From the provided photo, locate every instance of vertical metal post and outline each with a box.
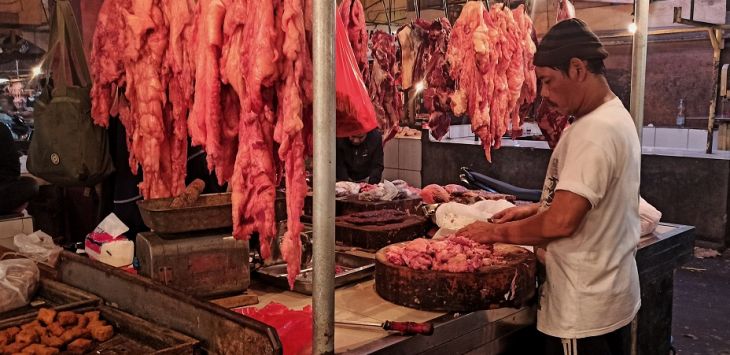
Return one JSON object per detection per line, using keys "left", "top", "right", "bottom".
{"left": 629, "top": 0, "right": 649, "bottom": 139}
{"left": 312, "top": 0, "right": 336, "bottom": 354}
{"left": 706, "top": 28, "right": 722, "bottom": 154}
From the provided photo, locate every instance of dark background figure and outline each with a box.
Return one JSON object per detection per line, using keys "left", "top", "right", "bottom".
{"left": 336, "top": 128, "right": 384, "bottom": 184}
{"left": 0, "top": 122, "right": 38, "bottom": 215}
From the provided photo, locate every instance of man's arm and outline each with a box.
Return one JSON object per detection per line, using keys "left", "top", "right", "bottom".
{"left": 368, "top": 132, "right": 384, "bottom": 184}
{"left": 457, "top": 190, "right": 591, "bottom": 245}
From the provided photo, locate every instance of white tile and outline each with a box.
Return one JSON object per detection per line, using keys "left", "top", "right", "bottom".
{"left": 398, "top": 170, "right": 421, "bottom": 188}
{"left": 383, "top": 168, "right": 399, "bottom": 182}
{"left": 383, "top": 139, "right": 399, "bottom": 169}
{"left": 398, "top": 139, "right": 422, "bottom": 171}
{"left": 654, "top": 128, "right": 689, "bottom": 149}
{"left": 641, "top": 127, "right": 655, "bottom": 148}
{"left": 688, "top": 129, "right": 709, "bottom": 151}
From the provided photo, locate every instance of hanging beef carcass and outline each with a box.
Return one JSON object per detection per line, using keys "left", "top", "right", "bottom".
{"left": 339, "top": 0, "right": 369, "bottom": 81}
{"left": 416, "top": 18, "right": 455, "bottom": 140}
{"left": 368, "top": 31, "right": 402, "bottom": 143}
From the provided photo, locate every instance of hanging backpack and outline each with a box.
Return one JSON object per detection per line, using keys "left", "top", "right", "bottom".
{"left": 27, "top": 0, "right": 114, "bottom": 186}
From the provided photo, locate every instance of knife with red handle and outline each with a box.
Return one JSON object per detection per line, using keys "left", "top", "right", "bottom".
{"left": 335, "top": 319, "right": 434, "bottom": 336}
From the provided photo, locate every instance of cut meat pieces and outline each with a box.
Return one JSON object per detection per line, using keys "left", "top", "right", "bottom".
{"left": 385, "top": 236, "right": 502, "bottom": 272}
{"left": 368, "top": 30, "right": 402, "bottom": 143}
{"left": 536, "top": 99, "right": 570, "bottom": 148}
{"left": 420, "top": 184, "right": 450, "bottom": 204}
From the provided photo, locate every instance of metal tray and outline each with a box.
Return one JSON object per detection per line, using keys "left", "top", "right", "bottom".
{"left": 137, "top": 193, "right": 232, "bottom": 234}
{"left": 0, "top": 278, "right": 100, "bottom": 321}
{"left": 255, "top": 252, "right": 375, "bottom": 295}
{"left": 0, "top": 304, "right": 199, "bottom": 354}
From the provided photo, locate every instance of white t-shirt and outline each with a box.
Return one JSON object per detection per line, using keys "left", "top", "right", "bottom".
{"left": 537, "top": 97, "right": 641, "bottom": 339}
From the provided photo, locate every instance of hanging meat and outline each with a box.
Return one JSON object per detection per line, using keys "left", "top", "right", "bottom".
{"left": 447, "top": 2, "right": 537, "bottom": 161}
{"left": 368, "top": 31, "right": 402, "bottom": 143}
{"left": 91, "top": 0, "right": 194, "bottom": 199}
{"left": 397, "top": 25, "right": 415, "bottom": 90}
{"left": 417, "top": 18, "right": 455, "bottom": 141}
{"left": 339, "top": 0, "right": 369, "bottom": 81}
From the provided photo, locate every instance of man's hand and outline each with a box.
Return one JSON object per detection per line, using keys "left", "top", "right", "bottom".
{"left": 456, "top": 221, "right": 497, "bottom": 244}
{"left": 490, "top": 203, "right": 540, "bottom": 224}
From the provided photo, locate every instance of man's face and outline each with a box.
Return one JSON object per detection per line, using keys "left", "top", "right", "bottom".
{"left": 536, "top": 65, "right": 581, "bottom": 116}
{"left": 349, "top": 134, "right": 367, "bottom": 146}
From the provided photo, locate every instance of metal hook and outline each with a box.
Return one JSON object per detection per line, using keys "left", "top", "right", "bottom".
{"left": 483, "top": 0, "right": 491, "bottom": 11}
{"left": 381, "top": 0, "right": 392, "bottom": 33}
{"left": 442, "top": 0, "right": 449, "bottom": 19}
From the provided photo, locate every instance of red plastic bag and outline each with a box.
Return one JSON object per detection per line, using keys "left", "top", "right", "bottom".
{"left": 235, "top": 302, "right": 312, "bottom": 355}
{"left": 336, "top": 12, "right": 378, "bottom": 137}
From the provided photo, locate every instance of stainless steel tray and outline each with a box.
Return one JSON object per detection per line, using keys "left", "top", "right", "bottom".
{"left": 254, "top": 252, "right": 375, "bottom": 294}
{"left": 137, "top": 193, "right": 232, "bottom": 234}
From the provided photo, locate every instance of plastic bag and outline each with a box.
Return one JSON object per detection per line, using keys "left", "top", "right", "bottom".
{"left": 236, "top": 302, "right": 312, "bottom": 355}
{"left": 639, "top": 197, "right": 662, "bottom": 236}
{"left": 335, "top": 11, "right": 377, "bottom": 138}
{"left": 14, "top": 231, "right": 62, "bottom": 266}
{"left": 0, "top": 258, "right": 40, "bottom": 313}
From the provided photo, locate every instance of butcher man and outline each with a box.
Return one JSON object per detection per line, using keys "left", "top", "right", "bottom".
{"left": 457, "top": 19, "right": 640, "bottom": 355}
{"left": 336, "top": 128, "right": 384, "bottom": 184}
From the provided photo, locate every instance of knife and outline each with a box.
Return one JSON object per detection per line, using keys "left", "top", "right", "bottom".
{"left": 335, "top": 319, "right": 434, "bottom": 336}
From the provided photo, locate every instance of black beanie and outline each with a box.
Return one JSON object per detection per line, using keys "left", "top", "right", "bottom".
{"left": 533, "top": 18, "right": 608, "bottom": 67}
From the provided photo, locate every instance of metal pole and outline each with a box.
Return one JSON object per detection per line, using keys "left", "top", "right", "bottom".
{"left": 312, "top": 0, "right": 336, "bottom": 354}
{"left": 629, "top": 0, "right": 649, "bottom": 139}
{"left": 706, "top": 28, "right": 723, "bottom": 154}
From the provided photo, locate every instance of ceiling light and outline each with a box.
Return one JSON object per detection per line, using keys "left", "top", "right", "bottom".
{"left": 628, "top": 23, "right": 637, "bottom": 34}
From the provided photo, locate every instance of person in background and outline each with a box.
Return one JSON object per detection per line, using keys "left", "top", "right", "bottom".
{"left": 0, "top": 122, "right": 38, "bottom": 215}
{"left": 0, "top": 96, "right": 17, "bottom": 140}
{"left": 456, "top": 19, "right": 640, "bottom": 355}
{"left": 336, "top": 128, "right": 384, "bottom": 184}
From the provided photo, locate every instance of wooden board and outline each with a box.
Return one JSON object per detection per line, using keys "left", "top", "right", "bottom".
{"left": 335, "top": 215, "right": 428, "bottom": 250}
{"left": 375, "top": 243, "right": 536, "bottom": 312}
{"left": 336, "top": 196, "right": 423, "bottom": 216}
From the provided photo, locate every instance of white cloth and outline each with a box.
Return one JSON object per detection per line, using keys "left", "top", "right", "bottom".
{"left": 432, "top": 200, "right": 515, "bottom": 238}
{"left": 537, "top": 97, "right": 641, "bottom": 339}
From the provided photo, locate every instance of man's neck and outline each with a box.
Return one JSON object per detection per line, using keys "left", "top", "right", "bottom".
{"left": 573, "top": 77, "right": 615, "bottom": 119}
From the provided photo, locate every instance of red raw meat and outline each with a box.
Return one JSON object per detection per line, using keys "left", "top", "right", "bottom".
{"left": 385, "top": 236, "right": 501, "bottom": 272}
{"left": 420, "top": 184, "right": 451, "bottom": 204}
{"left": 557, "top": 0, "right": 576, "bottom": 22}
{"left": 447, "top": 3, "right": 537, "bottom": 161}
{"left": 536, "top": 99, "right": 571, "bottom": 148}
{"left": 444, "top": 184, "right": 467, "bottom": 194}
{"left": 368, "top": 31, "right": 403, "bottom": 143}
{"left": 338, "top": 0, "right": 368, "bottom": 81}
{"left": 236, "top": 302, "right": 312, "bottom": 355}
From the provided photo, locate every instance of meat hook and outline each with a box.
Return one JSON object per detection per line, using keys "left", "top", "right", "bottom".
{"left": 380, "top": 0, "right": 392, "bottom": 33}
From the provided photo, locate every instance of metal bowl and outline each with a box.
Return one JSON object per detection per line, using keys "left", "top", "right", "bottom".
{"left": 267, "top": 221, "right": 313, "bottom": 268}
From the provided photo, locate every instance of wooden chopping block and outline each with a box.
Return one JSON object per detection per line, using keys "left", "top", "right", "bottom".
{"left": 336, "top": 215, "right": 429, "bottom": 251}
{"left": 375, "top": 243, "right": 536, "bottom": 312}
{"left": 336, "top": 196, "right": 423, "bottom": 216}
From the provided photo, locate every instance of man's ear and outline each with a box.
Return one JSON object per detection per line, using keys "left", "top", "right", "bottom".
{"left": 568, "top": 57, "right": 588, "bottom": 81}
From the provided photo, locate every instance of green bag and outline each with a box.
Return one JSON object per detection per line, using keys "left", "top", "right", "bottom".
{"left": 27, "top": 0, "right": 114, "bottom": 186}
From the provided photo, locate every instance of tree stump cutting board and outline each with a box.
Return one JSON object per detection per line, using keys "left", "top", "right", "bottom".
{"left": 335, "top": 215, "right": 429, "bottom": 250}
{"left": 336, "top": 196, "right": 423, "bottom": 216}
{"left": 375, "top": 243, "right": 536, "bottom": 311}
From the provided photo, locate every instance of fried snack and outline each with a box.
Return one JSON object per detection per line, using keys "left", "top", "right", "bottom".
{"left": 66, "top": 338, "right": 92, "bottom": 353}
{"left": 82, "top": 311, "right": 100, "bottom": 323}
{"left": 4, "top": 341, "right": 29, "bottom": 353}
{"left": 90, "top": 325, "right": 113, "bottom": 342}
{"left": 15, "top": 330, "right": 39, "bottom": 344}
{"left": 46, "top": 323, "right": 64, "bottom": 338}
{"left": 20, "top": 344, "right": 55, "bottom": 354}
{"left": 60, "top": 327, "right": 89, "bottom": 344}
{"left": 86, "top": 320, "right": 107, "bottom": 330}
{"left": 170, "top": 179, "right": 206, "bottom": 208}
{"left": 36, "top": 309, "right": 57, "bottom": 326}
{"left": 39, "top": 334, "right": 63, "bottom": 348}
{"left": 56, "top": 312, "right": 77, "bottom": 327}
{"left": 75, "top": 316, "right": 88, "bottom": 329}
{"left": 0, "top": 333, "right": 8, "bottom": 346}
{"left": 4, "top": 327, "right": 21, "bottom": 339}
{"left": 19, "top": 321, "right": 40, "bottom": 331}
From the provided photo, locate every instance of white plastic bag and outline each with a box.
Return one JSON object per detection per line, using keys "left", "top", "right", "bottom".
{"left": 0, "top": 258, "right": 40, "bottom": 313}
{"left": 14, "top": 230, "right": 63, "bottom": 266}
{"left": 639, "top": 197, "right": 662, "bottom": 236}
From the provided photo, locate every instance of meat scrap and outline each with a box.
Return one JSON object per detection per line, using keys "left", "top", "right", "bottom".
{"left": 385, "top": 236, "right": 503, "bottom": 272}
{"left": 447, "top": 3, "right": 537, "bottom": 161}
{"left": 421, "top": 184, "right": 515, "bottom": 204}
{"left": 368, "top": 31, "right": 403, "bottom": 143}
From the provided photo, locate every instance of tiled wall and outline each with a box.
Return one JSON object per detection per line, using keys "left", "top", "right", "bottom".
{"left": 383, "top": 138, "right": 422, "bottom": 187}
{"left": 642, "top": 127, "right": 719, "bottom": 151}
